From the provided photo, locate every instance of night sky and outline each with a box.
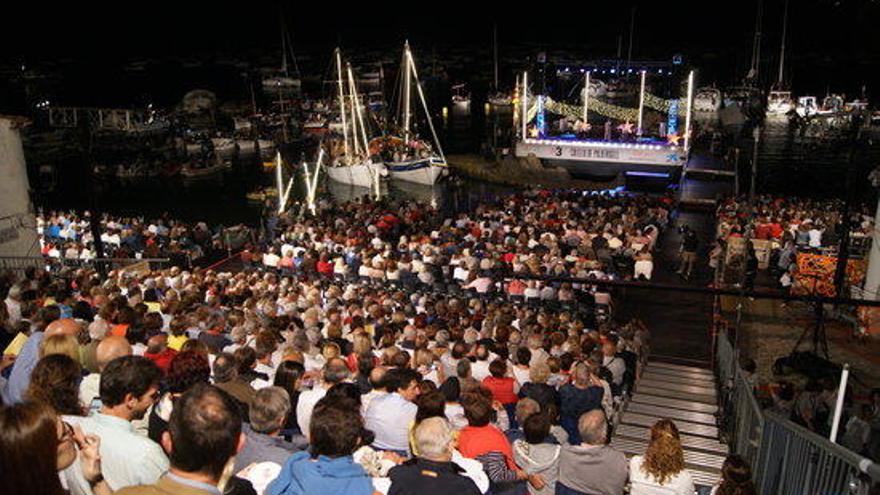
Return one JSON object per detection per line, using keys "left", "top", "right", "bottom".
{"left": 1, "top": 0, "right": 878, "bottom": 97}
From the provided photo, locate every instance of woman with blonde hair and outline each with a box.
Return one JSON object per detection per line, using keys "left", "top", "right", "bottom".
{"left": 345, "top": 333, "right": 375, "bottom": 372}
{"left": 40, "top": 333, "right": 81, "bottom": 364}
{"left": 629, "top": 419, "right": 695, "bottom": 495}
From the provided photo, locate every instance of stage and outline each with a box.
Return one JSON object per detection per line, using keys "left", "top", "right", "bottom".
{"left": 515, "top": 62, "right": 694, "bottom": 181}
{"left": 515, "top": 136, "right": 686, "bottom": 178}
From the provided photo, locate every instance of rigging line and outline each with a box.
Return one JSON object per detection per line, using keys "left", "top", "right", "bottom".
{"left": 407, "top": 50, "right": 445, "bottom": 162}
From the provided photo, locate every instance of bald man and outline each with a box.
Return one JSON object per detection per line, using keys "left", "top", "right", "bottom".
{"left": 79, "top": 336, "right": 133, "bottom": 413}
{"left": 361, "top": 366, "right": 388, "bottom": 415}
{"left": 3, "top": 318, "right": 81, "bottom": 403}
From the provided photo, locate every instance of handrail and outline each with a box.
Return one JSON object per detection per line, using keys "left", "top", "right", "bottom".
{"left": 715, "top": 310, "right": 879, "bottom": 494}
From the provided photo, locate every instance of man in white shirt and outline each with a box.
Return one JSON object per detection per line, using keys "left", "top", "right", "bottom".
{"left": 364, "top": 368, "right": 421, "bottom": 456}
{"left": 64, "top": 356, "right": 167, "bottom": 494}
{"left": 453, "top": 265, "right": 470, "bottom": 282}
{"left": 295, "top": 358, "right": 349, "bottom": 437}
{"left": 262, "top": 248, "right": 281, "bottom": 269}
{"left": 601, "top": 340, "right": 626, "bottom": 392}
{"left": 470, "top": 345, "right": 492, "bottom": 382}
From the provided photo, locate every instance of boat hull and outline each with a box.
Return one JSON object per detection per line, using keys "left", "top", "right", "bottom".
{"left": 324, "top": 162, "right": 387, "bottom": 188}
{"left": 387, "top": 158, "right": 447, "bottom": 185}
{"left": 180, "top": 161, "right": 232, "bottom": 178}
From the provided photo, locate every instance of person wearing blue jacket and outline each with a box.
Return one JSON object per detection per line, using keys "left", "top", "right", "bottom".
{"left": 267, "top": 397, "right": 374, "bottom": 495}
{"left": 558, "top": 362, "right": 604, "bottom": 445}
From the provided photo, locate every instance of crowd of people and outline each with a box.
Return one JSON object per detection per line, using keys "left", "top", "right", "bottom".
{"left": 0, "top": 259, "right": 757, "bottom": 495}
{"left": 712, "top": 195, "right": 874, "bottom": 288}
{"left": 251, "top": 188, "right": 672, "bottom": 295}
{"left": 0, "top": 190, "right": 766, "bottom": 495}
{"left": 36, "top": 210, "right": 253, "bottom": 269}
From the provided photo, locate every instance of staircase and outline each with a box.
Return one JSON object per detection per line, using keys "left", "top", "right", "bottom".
{"left": 612, "top": 360, "right": 727, "bottom": 488}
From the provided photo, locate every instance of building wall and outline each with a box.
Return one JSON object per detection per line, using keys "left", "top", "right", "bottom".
{"left": 0, "top": 116, "right": 39, "bottom": 258}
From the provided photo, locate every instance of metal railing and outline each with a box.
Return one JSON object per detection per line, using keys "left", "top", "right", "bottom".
{"left": 715, "top": 322, "right": 880, "bottom": 494}
{"left": 758, "top": 412, "right": 880, "bottom": 495}
{"left": 0, "top": 256, "right": 173, "bottom": 273}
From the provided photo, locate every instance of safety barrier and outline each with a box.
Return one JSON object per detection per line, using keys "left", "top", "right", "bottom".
{"left": 0, "top": 256, "right": 173, "bottom": 273}
{"left": 715, "top": 320, "right": 879, "bottom": 494}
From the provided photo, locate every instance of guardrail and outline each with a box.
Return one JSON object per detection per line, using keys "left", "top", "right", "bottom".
{"left": 0, "top": 256, "right": 173, "bottom": 273}
{"left": 715, "top": 320, "right": 879, "bottom": 494}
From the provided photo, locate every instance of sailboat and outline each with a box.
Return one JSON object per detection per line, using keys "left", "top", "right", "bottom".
{"left": 323, "top": 48, "right": 387, "bottom": 189}
{"left": 262, "top": 17, "right": 302, "bottom": 93}
{"left": 452, "top": 83, "right": 471, "bottom": 107}
{"left": 766, "top": 0, "right": 793, "bottom": 118}
{"left": 371, "top": 42, "right": 447, "bottom": 186}
{"left": 488, "top": 23, "right": 512, "bottom": 107}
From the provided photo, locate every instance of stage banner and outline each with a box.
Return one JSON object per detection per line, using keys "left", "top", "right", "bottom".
{"left": 791, "top": 252, "right": 867, "bottom": 297}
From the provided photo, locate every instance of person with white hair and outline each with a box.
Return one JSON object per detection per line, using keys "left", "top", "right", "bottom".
{"left": 4, "top": 284, "right": 22, "bottom": 326}
{"left": 233, "top": 386, "right": 304, "bottom": 474}
{"left": 387, "top": 417, "right": 482, "bottom": 495}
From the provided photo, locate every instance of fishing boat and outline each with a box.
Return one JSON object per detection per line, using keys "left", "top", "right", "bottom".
{"left": 323, "top": 48, "right": 388, "bottom": 189}
{"left": 694, "top": 87, "right": 722, "bottom": 113}
{"left": 381, "top": 42, "right": 448, "bottom": 186}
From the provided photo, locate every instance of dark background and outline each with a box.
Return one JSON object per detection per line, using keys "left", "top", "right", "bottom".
{"left": 1, "top": 0, "right": 878, "bottom": 99}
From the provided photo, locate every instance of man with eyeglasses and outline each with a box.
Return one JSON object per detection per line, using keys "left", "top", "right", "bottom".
{"left": 63, "top": 355, "right": 167, "bottom": 495}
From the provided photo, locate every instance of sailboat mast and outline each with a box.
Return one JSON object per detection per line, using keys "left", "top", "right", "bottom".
{"left": 346, "top": 63, "right": 361, "bottom": 156}
{"left": 347, "top": 64, "right": 370, "bottom": 157}
{"left": 407, "top": 49, "right": 445, "bottom": 162}
{"left": 750, "top": 0, "right": 763, "bottom": 83}
{"left": 403, "top": 43, "right": 412, "bottom": 144}
{"left": 493, "top": 23, "right": 499, "bottom": 90}
{"left": 777, "top": 0, "right": 789, "bottom": 88}
{"left": 335, "top": 48, "right": 350, "bottom": 163}
{"left": 281, "top": 20, "right": 288, "bottom": 75}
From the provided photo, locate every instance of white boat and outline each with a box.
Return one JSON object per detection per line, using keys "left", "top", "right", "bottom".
{"left": 488, "top": 92, "right": 512, "bottom": 106}
{"left": 262, "top": 16, "right": 301, "bottom": 93}
{"left": 796, "top": 95, "right": 844, "bottom": 118}
{"left": 383, "top": 42, "right": 448, "bottom": 186}
{"left": 766, "top": 90, "right": 794, "bottom": 117}
{"left": 262, "top": 76, "right": 301, "bottom": 92}
{"left": 796, "top": 96, "right": 819, "bottom": 118}
{"left": 694, "top": 87, "right": 722, "bottom": 113}
{"left": 323, "top": 48, "right": 388, "bottom": 190}
{"left": 452, "top": 84, "right": 470, "bottom": 107}
{"left": 185, "top": 142, "right": 202, "bottom": 156}
{"left": 487, "top": 24, "right": 512, "bottom": 107}
{"left": 236, "top": 139, "right": 256, "bottom": 154}
{"left": 211, "top": 137, "right": 238, "bottom": 157}
{"left": 766, "top": 1, "right": 793, "bottom": 119}
{"left": 257, "top": 139, "right": 276, "bottom": 156}
{"left": 302, "top": 119, "right": 329, "bottom": 135}
{"left": 324, "top": 161, "right": 387, "bottom": 188}
{"left": 385, "top": 156, "right": 447, "bottom": 186}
